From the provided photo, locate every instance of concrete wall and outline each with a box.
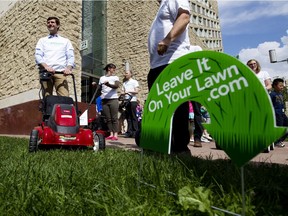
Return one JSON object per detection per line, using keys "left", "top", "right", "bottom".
{"left": 0, "top": 0, "right": 212, "bottom": 135}
{"left": 0, "top": 0, "right": 210, "bottom": 106}
{"left": 0, "top": 0, "right": 82, "bottom": 135}
{"left": 106, "top": 1, "right": 157, "bottom": 103}
{"left": 0, "top": 0, "right": 82, "bottom": 108}
{"left": 106, "top": 0, "right": 208, "bottom": 102}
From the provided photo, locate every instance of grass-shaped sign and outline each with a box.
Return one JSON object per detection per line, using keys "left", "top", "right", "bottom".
{"left": 140, "top": 51, "right": 286, "bottom": 167}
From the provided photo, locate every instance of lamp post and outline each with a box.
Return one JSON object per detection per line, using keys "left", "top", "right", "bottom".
{"left": 125, "top": 61, "right": 130, "bottom": 71}
{"left": 269, "top": 49, "right": 288, "bottom": 64}
{"left": 122, "top": 60, "right": 130, "bottom": 72}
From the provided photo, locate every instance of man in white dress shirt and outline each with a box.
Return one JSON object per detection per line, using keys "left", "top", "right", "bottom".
{"left": 35, "top": 17, "right": 75, "bottom": 97}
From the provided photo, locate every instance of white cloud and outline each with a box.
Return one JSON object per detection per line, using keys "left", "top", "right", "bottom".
{"left": 238, "top": 39, "right": 288, "bottom": 79}
{"left": 281, "top": 35, "right": 288, "bottom": 46}
{"left": 218, "top": 1, "right": 288, "bottom": 79}
{"left": 218, "top": 1, "right": 288, "bottom": 30}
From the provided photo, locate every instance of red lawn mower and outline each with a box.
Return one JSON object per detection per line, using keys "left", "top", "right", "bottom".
{"left": 28, "top": 71, "right": 105, "bottom": 152}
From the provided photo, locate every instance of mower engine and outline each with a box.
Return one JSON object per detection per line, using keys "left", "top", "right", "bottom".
{"left": 48, "top": 104, "right": 79, "bottom": 134}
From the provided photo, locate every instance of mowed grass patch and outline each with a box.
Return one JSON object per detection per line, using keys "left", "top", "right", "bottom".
{"left": 0, "top": 136, "right": 288, "bottom": 215}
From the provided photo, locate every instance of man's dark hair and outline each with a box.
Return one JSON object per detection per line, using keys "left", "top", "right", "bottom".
{"left": 272, "top": 78, "right": 284, "bottom": 88}
{"left": 47, "top": 17, "right": 60, "bottom": 25}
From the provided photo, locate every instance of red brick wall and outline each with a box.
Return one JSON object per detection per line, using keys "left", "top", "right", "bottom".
{"left": 0, "top": 100, "right": 96, "bottom": 136}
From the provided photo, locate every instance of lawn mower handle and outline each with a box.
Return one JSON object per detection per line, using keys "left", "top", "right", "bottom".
{"left": 39, "top": 70, "right": 79, "bottom": 115}
{"left": 56, "top": 72, "right": 78, "bottom": 113}
{"left": 87, "top": 83, "right": 102, "bottom": 110}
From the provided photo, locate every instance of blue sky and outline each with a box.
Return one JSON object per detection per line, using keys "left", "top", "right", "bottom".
{"left": 218, "top": 0, "right": 288, "bottom": 78}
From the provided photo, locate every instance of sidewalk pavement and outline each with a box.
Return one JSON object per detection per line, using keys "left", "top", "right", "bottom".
{"left": 107, "top": 135, "right": 288, "bottom": 166}
{"left": 2, "top": 134, "right": 287, "bottom": 165}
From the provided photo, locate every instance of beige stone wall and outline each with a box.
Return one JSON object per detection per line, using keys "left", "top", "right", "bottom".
{"left": 0, "top": 0, "right": 82, "bottom": 105}
{"left": 106, "top": 1, "right": 157, "bottom": 103}
{"left": 106, "top": 0, "right": 209, "bottom": 103}
{"left": 0, "top": 0, "right": 222, "bottom": 135}
{"left": 0, "top": 0, "right": 215, "bottom": 107}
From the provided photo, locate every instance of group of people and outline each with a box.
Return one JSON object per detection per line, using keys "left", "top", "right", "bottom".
{"left": 98, "top": 64, "right": 140, "bottom": 141}
{"left": 247, "top": 59, "right": 287, "bottom": 148}
{"left": 35, "top": 0, "right": 287, "bottom": 155}
{"left": 147, "top": 0, "right": 287, "bottom": 151}
{"left": 187, "top": 58, "right": 288, "bottom": 149}
{"left": 34, "top": 16, "right": 141, "bottom": 142}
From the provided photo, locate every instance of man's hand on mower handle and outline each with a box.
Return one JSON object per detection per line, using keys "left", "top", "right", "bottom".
{"left": 43, "top": 66, "right": 55, "bottom": 73}
{"left": 63, "top": 66, "right": 73, "bottom": 75}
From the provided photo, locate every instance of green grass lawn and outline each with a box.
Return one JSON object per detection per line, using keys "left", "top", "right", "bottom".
{"left": 0, "top": 136, "right": 288, "bottom": 215}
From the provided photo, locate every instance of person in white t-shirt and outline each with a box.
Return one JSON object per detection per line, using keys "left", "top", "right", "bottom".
{"left": 99, "top": 63, "right": 120, "bottom": 141}
{"left": 247, "top": 59, "right": 272, "bottom": 91}
{"left": 147, "top": 0, "right": 203, "bottom": 152}
{"left": 122, "top": 70, "right": 140, "bottom": 138}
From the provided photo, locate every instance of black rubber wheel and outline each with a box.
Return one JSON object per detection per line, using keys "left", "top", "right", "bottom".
{"left": 135, "top": 129, "right": 141, "bottom": 146}
{"left": 29, "top": 130, "right": 39, "bottom": 152}
{"left": 98, "top": 133, "right": 105, "bottom": 150}
{"left": 93, "top": 132, "right": 105, "bottom": 151}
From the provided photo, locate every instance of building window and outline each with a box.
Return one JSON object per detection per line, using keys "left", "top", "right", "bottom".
{"left": 81, "top": 1, "right": 107, "bottom": 103}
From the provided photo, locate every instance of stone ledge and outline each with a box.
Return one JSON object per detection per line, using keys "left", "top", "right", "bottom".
{"left": 0, "top": 89, "right": 39, "bottom": 109}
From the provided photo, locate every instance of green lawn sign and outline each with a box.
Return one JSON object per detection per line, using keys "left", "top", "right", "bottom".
{"left": 140, "top": 51, "right": 286, "bottom": 167}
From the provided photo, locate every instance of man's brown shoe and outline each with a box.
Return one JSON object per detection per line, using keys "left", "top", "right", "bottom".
{"left": 194, "top": 140, "right": 202, "bottom": 147}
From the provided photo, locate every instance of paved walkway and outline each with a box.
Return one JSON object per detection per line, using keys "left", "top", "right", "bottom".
{"left": 107, "top": 135, "right": 288, "bottom": 165}
{"left": 2, "top": 134, "right": 287, "bottom": 165}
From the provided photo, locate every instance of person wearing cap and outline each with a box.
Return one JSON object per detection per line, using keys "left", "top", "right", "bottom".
{"left": 99, "top": 63, "right": 120, "bottom": 140}
{"left": 35, "top": 17, "right": 75, "bottom": 97}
